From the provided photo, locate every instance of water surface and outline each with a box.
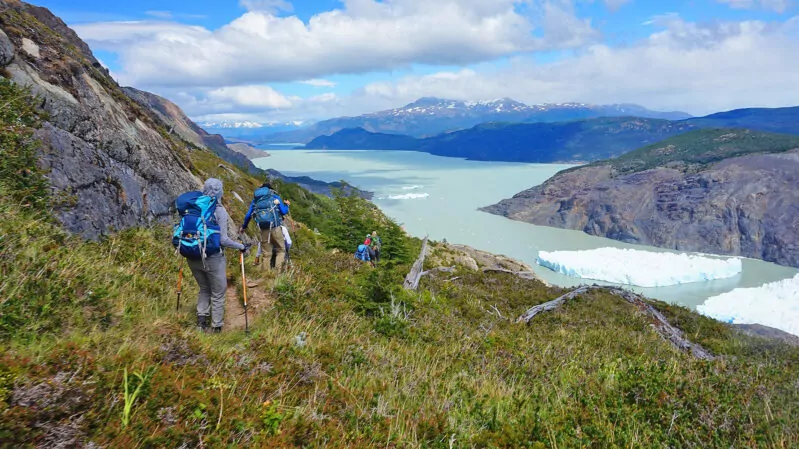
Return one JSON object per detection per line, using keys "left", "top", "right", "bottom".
{"left": 254, "top": 150, "right": 798, "bottom": 308}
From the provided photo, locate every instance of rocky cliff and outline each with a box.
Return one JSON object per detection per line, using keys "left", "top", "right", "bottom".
{"left": 0, "top": 0, "right": 201, "bottom": 238}
{"left": 122, "top": 86, "right": 262, "bottom": 175}
{"left": 483, "top": 129, "right": 799, "bottom": 267}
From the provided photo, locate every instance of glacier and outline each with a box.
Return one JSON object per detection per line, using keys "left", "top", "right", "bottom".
{"left": 697, "top": 274, "right": 799, "bottom": 337}
{"left": 536, "top": 248, "right": 742, "bottom": 287}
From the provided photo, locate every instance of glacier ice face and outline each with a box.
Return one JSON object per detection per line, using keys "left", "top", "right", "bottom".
{"left": 537, "top": 248, "right": 742, "bottom": 287}
{"left": 697, "top": 274, "right": 799, "bottom": 337}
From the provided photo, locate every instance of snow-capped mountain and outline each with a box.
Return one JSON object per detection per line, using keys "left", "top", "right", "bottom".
{"left": 200, "top": 120, "right": 264, "bottom": 129}
{"left": 200, "top": 120, "right": 308, "bottom": 140}
{"left": 260, "top": 97, "right": 691, "bottom": 143}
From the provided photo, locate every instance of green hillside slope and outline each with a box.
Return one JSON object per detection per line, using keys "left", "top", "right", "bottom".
{"left": 1, "top": 79, "right": 799, "bottom": 448}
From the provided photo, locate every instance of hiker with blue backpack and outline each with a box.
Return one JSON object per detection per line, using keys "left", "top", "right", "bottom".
{"left": 173, "top": 178, "right": 251, "bottom": 333}
{"left": 240, "top": 181, "right": 290, "bottom": 270}
{"left": 355, "top": 238, "right": 375, "bottom": 268}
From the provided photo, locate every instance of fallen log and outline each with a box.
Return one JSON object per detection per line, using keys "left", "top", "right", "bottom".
{"left": 517, "top": 285, "right": 715, "bottom": 361}
{"left": 403, "top": 236, "right": 429, "bottom": 291}
{"left": 516, "top": 286, "right": 592, "bottom": 324}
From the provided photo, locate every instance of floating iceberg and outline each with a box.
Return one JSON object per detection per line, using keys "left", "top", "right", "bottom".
{"left": 384, "top": 193, "right": 430, "bottom": 200}
{"left": 697, "top": 274, "right": 799, "bottom": 336}
{"left": 536, "top": 248, "right": 742, "bottom": 287}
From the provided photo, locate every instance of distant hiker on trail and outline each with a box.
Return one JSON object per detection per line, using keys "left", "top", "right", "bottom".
{"left": 173, "top": 178, "right": 250, "bottom": 334}
{"left": 355, "top": 242, "right": 374, "bottom": 267}
{"left": 241, "top": 181, "right": 290, "bottom": 270}
{"left": 363, "top": 234, "right": 377, "bottom": 264}
{"left": 370, "top": 231, "right": 382, "bottom": 263}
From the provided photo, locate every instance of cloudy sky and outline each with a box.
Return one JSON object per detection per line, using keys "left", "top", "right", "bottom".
{"left": 34, "top": 0, "right": 799, "bottom": 123}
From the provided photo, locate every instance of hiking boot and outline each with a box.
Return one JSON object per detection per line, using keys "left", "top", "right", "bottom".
{"left": 211, "top": 327, "right": 222, "bottom": 334}
{"left": 254, "top": 256, "right": 260, "bottom": 266}
{"left": 196, "top": 315, "right": 210, "bottom": 333}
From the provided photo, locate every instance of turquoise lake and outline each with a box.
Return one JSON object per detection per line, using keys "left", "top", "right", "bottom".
{"left": 254, "top": 149, "right": 798, "bottom": 309}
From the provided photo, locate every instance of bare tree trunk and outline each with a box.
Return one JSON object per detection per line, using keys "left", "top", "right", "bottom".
{"left": 403, "top": 236, "right": 428, "bottom": 291}
{"left": 517, "top": 286, "right": 715, "bottom": 361}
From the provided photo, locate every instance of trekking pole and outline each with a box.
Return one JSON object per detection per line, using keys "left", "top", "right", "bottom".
{"left": 239, "top": 250, "right": 249, "bottom": 334}
{"left": 176, "top": 266, "right": 184, "bottom": 312}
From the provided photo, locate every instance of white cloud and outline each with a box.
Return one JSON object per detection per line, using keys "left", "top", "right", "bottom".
{"left": 73, "top": 0, "right": 598, "bottom": 88}
{"left": 207, "top": 85, "right": 294, "bottom": 108}
{"left": 337, "top": 15, "right": 799, "bottom": 116}
{"left": 717, "top": 0, "right": 793, "bottom": 13}
{"left": 300, "top": 79, "right": 337, "bottom": 88}
{"left": 177, "top": 13, "right": 799, "bottom": 122}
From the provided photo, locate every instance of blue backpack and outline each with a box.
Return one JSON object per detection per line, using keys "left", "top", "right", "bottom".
{"left": 355, "top": 244, "right": 371, "bottom": 261}
{"left": 172, "top": 191, "right": 222, "bottom": 260}
{"left": 253, "top": 186, "right": 283, "bottom": 228}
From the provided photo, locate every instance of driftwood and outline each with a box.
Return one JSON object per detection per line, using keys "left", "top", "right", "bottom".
{"left": 403, "top": 236, "right": 429, "bottom": 291}
{"left": 483, "top": 268, "right": 539, "bottom": 281}
{"left": 517, "top": 286, "right": 715, "bottom": 361}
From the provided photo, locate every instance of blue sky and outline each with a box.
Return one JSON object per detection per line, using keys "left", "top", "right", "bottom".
{"left": 31, "top": 0, "right": 799, "bottom": 122}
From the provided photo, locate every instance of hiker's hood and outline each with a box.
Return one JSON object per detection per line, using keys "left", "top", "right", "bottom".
{"left": 203, "top": 178, "right": 224, "bottom": 200}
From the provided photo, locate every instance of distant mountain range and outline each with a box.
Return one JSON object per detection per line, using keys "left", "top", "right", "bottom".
{"left": 306, "top": 118, "right": 696, "bottom": 162}
{"left": 259, "top": 97, "right": 692, "bottom": 143}
{"left": 200, "top": 120, "right": 307, "bottom": 141}
{"left": 304, "top": 105, "right": 799, "bottom": 163}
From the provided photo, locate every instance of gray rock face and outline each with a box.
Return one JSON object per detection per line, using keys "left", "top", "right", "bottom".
{"left": 122, "top": 86, "right": 261, "bottom": 175}
{"left": 0, "top": 28, "right": 14, "bottom": 65}
{"left": 0, "top": 2, "right": 200, "bottom": 238}
{"left": 483, "top": 150, "right": 799, "bottom": 267}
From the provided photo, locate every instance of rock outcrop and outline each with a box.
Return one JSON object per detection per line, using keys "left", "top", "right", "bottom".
{"left": 122, "top": 87, "right": 262, "bottom": 175}
{"left": 0, "top": 1, "right": 201, "bottom": 238}
{"left": 483, "top": 142, "right": 799, "bottom": 267}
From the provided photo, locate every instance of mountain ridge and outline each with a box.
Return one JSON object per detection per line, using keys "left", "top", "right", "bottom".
{"left": 260, "top": 97, "right": 692, "bottom": 143}
{"left": 303, "top": 105, "right": 799, "bottom": 163}
{"left": 482, "top": 128, "right": 799, "bottom": 266}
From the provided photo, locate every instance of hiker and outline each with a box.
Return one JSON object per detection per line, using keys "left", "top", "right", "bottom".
{"left": 175, "top": 178, "right": 250, "bottom": 334}
{"left": 241, "top": 181, "right": 290, "bottom": 269}
{"left": 370, "top": 231, "right": 382, "bottom": 263}
{"left": 355, "top": 242, "right": 374, "bottom": 267}
{"left": 363, "top": 234, "right": 377, "bottom": 263}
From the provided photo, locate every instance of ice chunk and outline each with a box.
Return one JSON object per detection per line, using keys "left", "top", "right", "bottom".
{"left": 697, "top": 274, "right": 799, "bottom": 336}
{"left": 536, "top": 248, "right": 742, "bottom": 287}
{"left": 380, "top": 193, "right": 430, "bottom": 200}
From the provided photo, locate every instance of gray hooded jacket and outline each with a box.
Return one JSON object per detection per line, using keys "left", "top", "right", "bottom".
{"left": 203, "top": 178, "right": 245, "bottom": 251}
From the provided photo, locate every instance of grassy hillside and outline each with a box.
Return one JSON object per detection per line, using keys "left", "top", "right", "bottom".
{"left": 2, "top": 80, "right": 799, "bottom": 447}
{"left": 605, "top": 128, "right": 799, "bottom": 174}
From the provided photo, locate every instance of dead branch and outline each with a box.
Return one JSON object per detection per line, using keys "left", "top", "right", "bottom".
{"left": 517, "top": 286, "right": 715, "bottom": 361}
{"left": 403, "top": 236, "right": 429, "bottom": 291}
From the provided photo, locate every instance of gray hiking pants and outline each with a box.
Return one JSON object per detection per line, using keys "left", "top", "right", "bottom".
{"left": 187, "top": 253, "right": 227, "bottom": 328}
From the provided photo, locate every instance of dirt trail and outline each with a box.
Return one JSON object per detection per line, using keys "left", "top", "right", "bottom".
{"left": 224, "top": 278, "right": 275, "bottom": 331}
